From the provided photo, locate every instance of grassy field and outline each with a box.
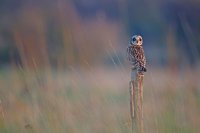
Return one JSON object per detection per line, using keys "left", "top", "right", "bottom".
{"left": 0, "top": 1, "right": 199, "bottom": 133}
{"left": 0, "top": 66, "right": 199, "bottom": 133}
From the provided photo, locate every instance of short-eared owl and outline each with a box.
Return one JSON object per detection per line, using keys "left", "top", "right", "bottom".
{"left": 127, "top": 35, "right": 147, "bottom": 74}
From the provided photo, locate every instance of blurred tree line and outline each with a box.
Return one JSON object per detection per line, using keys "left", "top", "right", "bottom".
{"left": 0, "top": 0, "right": 199, "bottom": 69}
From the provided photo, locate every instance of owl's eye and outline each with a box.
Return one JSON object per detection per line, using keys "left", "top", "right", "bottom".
{"left": 139, "top": 38, "right": 142, "bottom": 41}
{"left": 132, "top": 38, "right": 136, "bottom": 42}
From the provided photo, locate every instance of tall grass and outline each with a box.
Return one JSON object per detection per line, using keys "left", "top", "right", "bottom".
{"left": 0, "top": 67, "right": 200, "bottom": 133}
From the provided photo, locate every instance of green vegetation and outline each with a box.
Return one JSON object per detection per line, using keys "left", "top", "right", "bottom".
{"left": 0, "top": 68, "right": 199, "bottom": 133}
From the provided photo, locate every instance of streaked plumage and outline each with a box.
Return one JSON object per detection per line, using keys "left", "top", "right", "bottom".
{"left": 127, "top": 35, "right": 147, "bottom": 74}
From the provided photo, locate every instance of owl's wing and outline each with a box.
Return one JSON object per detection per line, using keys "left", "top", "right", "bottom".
{"left": 132, "top": 46, "right": 146, "bottom": 68}
{"left": 126, "top": 46, "right": 135, "bottom": 64}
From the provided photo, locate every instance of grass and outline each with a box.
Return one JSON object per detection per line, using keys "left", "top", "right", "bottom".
{"left": 0, "top": 67, "right": 200, "bottom": 133}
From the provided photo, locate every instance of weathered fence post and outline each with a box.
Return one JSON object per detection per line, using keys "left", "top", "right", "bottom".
{"left": 130, "top": 68, "right": 144, "bottom": 133}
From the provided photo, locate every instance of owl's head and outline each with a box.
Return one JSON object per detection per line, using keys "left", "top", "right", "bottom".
{"left": 130, "top": 35, "right": 143, "bottom": 46}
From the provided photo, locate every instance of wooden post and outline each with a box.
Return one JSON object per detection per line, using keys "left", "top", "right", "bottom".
{"left": 129, "top": 69, "right": 144, "bottom": 133}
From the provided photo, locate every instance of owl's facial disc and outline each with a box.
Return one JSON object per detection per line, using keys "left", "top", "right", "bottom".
{"left": 131, "top": 36, "right": 137, "bottom": 46}
{"left": 137, "top": 36, "right": 143, "bottom": 46}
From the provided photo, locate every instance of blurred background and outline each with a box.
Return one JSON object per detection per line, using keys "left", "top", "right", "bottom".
{"left": 0, "top": 0, "right": 200, "bottom": 132}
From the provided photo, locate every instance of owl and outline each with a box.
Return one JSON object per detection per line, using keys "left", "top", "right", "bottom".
{"left": 127, "top": 35, "right": 147, "bottom": 74}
